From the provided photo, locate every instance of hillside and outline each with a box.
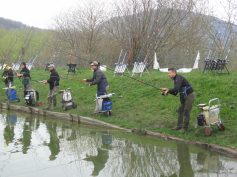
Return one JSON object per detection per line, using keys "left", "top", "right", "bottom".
{"left": 0, "top": 17, "right": 31, "bottom": 29}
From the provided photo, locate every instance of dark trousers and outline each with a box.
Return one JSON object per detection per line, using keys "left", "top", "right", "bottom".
{"left": 177, "top": 92, "right": 195, "bottom": 128}
{"left": 22, "top": 77, "right": 31, "bottom": 91}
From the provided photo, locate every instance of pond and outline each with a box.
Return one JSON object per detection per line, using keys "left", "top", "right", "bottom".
{"left": 0, "top": 111, "right": 237, "bottom": 177}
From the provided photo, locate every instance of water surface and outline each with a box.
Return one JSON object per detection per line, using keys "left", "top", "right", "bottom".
{"left": 0, "top": 111, "right": 237, "bottom": 177}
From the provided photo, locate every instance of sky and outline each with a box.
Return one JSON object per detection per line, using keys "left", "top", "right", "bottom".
{"left": 0, "top": 0, "right": 233, "bottom": 29}
{"left": 0, "top": 0, "right": 81, "bottom": 29}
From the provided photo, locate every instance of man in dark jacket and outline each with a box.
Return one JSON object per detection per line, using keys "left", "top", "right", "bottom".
{"left": 84, "top": 61, "right": 108, "bottom": 96}
{"left": 83, "top": 61, "right": 108, "bottom": 112}
{"left": 17, "top": 62, "right": 31, "bottom": 91}
{"left": 42, "top": 63, "right": 60, "bottom": 110}
{"left": 161, "top": 68, "right": 195, "bottom": 131}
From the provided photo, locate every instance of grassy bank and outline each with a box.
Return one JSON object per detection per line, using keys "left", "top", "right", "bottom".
{"left": 2, "top": 68, "right": 237, "bottom": 149}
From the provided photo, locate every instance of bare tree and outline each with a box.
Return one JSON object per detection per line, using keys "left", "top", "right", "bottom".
{"left": 75, "top": 0, "right": 107, "bottom": 58}
{"left": 105, "top": 0, "right": 204, "bottom": 66}
{"left": 52, "top": 0, "right": 237, "bottom": 68}
{"left": 53, "top": 0, "right": 107, "bottom": 65}
{"left": 204, "top": 0, "right": 237, "bottom": 60}
{"left": 54, "top": 12, "right": 81, "bottom": 63}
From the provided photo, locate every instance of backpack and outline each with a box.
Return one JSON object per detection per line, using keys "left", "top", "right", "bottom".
{"left": 197, "top": 113, "right": 206, "bottom": 126}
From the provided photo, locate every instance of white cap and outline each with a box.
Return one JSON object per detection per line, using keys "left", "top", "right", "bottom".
{"left": 90, "top": 61, "right": 99, "bottom": 66}
{"left": 47, "top": 63, "right": 55, "bottom": 68}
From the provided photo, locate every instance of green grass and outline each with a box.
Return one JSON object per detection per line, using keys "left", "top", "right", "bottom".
{"left": 2, "top": 68, "right": 237, "bottom": 149}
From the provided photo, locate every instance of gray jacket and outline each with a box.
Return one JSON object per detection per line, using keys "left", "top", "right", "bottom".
{"left": 87, "top": 68, "right": 108, "bottom": 96}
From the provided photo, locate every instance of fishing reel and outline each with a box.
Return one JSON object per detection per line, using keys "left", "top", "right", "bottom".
{"left": 160, "top": 88, "right": 169, "bottom": 96}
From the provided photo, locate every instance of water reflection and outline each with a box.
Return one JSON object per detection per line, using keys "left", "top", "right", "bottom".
{"left": 45, "top": 120, "right": 60, "bottom": 161}
{"left": 22, "top": 116, "right": 33, "bottom": 154}
{"left": 197, "top": 151, "right": 221, "bottom": 173}
{"left": 66, "top": 128, "right": 77, "bottom": 141}
{"left": 84, "top": 133, "right": 112, "bottom": 176}
{"left": 162, "top": 142, "right": 194, "bottom": 177}
{"left": 0, "top": 112, "right": 237, "bottom": 177}
{"left": 176, "top": 143, "right": 194, "bottom": 177}
{"left": 3, "top": 113, "right": 17, "bottom": 145}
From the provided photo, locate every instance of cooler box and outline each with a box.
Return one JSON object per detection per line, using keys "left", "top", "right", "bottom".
{"left": 7, "top": 89, "right": 18, "bottom": 101}
{"left": 102, "top": 100, "right": 112, "bottom": 111}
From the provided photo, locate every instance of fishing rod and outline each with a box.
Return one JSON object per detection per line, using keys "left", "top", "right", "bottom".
{"left": 106, "top": 66, "right": 161, "bottom": 90}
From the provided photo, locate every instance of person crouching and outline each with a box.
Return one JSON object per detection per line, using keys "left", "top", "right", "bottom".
{"left": 161, "top": 68, "right": 196, "bottom": 131}
{"left": 82, "top": 61, "right": 108, "bottom": 113}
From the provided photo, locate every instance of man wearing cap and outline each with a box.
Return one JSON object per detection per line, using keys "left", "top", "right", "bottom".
{"left": 83, "top": 61, "right": 108, "bottom": 112}
{"left": 42, "top": 64, "right": 60, "bottom": 110}
{"left": 84, "top": 61, "right": 108, "bottom": 96}
{"left": 2, "top": 64, "right": 14, "bottom": 88}
{"left": 17, "top": 62, "right": 31, "bottom": 92}
{"left": 161, "top": 68, "right": 195, "bottom": 131}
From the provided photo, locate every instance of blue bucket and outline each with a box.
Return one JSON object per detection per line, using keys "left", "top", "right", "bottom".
{"left": 102, "top": 101, "right": 112, "bottom": 111}
{"left": 7, "top": 89, "right": 18, "bottom": 101}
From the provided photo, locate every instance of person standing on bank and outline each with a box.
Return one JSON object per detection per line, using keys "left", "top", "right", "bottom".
{"left": 42, "top": 64, "right": 60, "bottom": 110}
{"left": 17, "top": 62, "right": 31, "bottom": 92}
{"left": 82, "top": 61, "right": 108, "bottom": 112}
{"left": 161, "top": 68, "right": 195, "bottom": 131}
{"left": 2, "top": 64, "right": 14, "bottom": 88}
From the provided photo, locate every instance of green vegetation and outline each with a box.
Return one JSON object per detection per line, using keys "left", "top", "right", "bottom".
{"left": 0, "top": 28, "right": 53, "bottom": 64}
{"left": 2, "top": 68, "right": 237, "bottom": 149}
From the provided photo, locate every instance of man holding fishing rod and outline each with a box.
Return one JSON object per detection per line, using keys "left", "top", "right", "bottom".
{"left": 82, "top": 61, "right": 109, "bottom": 113}
{"left": 41, "top": 63, "right": 60, "bottom": 110}
{"left": 16, "top": 62, "right": 31, "bottom": 92}
{"left": 161, "top": 68, "right": 195, "bottom": 131}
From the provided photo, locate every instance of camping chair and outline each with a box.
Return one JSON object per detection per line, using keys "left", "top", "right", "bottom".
{"left": 114, "top": 49, "right": 130, "bottom": 76}
{"left": 114, "top": 63, "right": 128, "bottom": 76}
{"left": 12, "top": 63, "right": 20, "bottom": 71}
{"left": 131, "top": 61, "right": 149, "bottom": 77}
{"left": 67, "top": 64, "right": 77, "bottom": 74}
